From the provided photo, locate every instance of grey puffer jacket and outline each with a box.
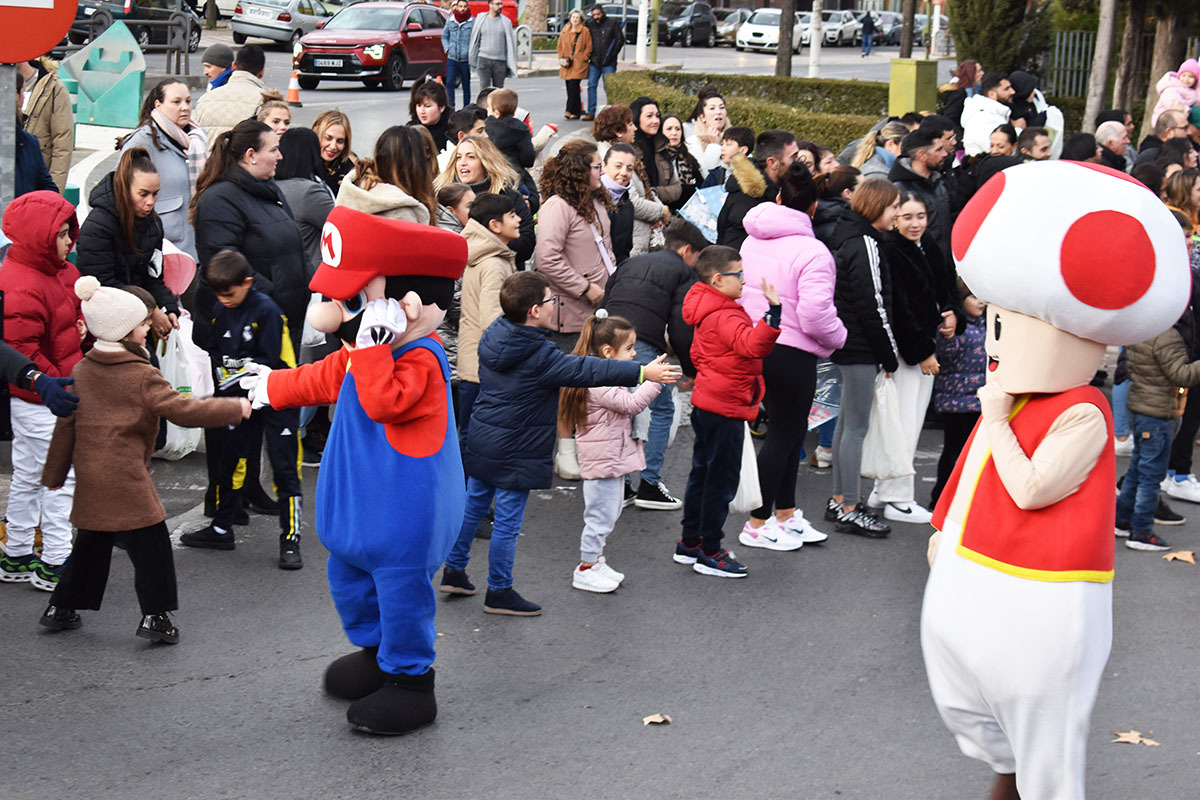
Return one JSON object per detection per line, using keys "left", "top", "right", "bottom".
{"left": 1127, "top": 327, "right": 1200, "bottom": 420}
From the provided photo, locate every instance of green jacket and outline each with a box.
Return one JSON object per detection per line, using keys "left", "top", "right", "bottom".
{"left": 1127, "top": 328, "right": 1200, "bottom": 420}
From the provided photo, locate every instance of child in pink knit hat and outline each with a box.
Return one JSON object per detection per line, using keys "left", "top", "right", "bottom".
{"left": 1152, "top": 58, "right": 1200, "bottom": 127}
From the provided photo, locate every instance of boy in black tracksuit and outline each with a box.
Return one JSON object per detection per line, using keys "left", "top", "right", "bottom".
{"left": 180, "top": 251, "right": 305, "bottom": 570}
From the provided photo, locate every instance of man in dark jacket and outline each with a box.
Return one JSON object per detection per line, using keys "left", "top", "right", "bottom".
{"left": 1095, "top": 119, "right": 1130, "bottom": 173}
{"left": 888, "top": 130, "right": 953, "bottom": 263}
{"left": 14, "top": 72, "right": 57, "bottom": 196}
{"left": 585, "top": 4, "right": 624, "bottom": 120}
{"left": 601, "top": 218, "right": 707, "bottom": 510}
{"left": 717, "top": 129, "right": 799, "bottom": 250}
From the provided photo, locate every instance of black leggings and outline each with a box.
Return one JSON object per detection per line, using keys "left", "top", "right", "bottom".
{"left": 50, "top": 523, "right": 178, "bottom": 614}
{"left": 753, "top": 345, "right": 817, "bottom": 518}
{"left": 1169, "top": 386, "right": 1200, "bottom": 475}
{"left": 931, "top": 411, "right": 979, "bottom": 506}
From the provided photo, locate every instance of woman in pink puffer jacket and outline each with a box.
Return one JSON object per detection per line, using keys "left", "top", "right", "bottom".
{"left": 736, "top": 162, "right": 847, "bottom": 549}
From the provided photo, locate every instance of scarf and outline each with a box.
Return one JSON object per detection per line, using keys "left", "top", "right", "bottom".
{"left": 454, "top": 8, "right": 470, "bottom": 21}
{"left": 874, "top": 146, "right": 897, "bottom": 169}
{"left": 663, "top": 143, "right": 696, "bottom": 187}
{"left": 601, "top": 173, "right": 628, "bottom": 202}
{"left": 152, "top": 108, "right": 207, "bottom": 192}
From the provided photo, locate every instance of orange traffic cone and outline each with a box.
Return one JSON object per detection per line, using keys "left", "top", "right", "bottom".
{"left": 286, "top": 69, "right": 303, "bottom": 108}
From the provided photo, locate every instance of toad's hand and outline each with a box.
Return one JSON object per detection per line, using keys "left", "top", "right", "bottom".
{"left": 977, "top": 380, "right": 1014, "bottom": 424}
{"left": 357, "top": 298, "right": 407, "bottom": 349}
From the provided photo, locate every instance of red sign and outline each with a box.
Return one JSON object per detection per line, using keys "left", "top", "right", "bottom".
{"left": 0, "top": 0, "right": 76, "bottom": 64}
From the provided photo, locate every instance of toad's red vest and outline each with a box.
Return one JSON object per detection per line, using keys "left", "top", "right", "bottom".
{"left": 931, "top": 385, "right": 1115, "bottom": 583}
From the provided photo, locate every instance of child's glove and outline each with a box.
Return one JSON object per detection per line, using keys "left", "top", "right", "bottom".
{"left": 239, "top": 363, "right": 273, "bottom": 410}
{"left": 356, "top": 298, "right": 407, "bottom": 349}
{"left": 33, "top": 375, "right": 78, "bottom": 418}
{"left": 532, "top": 124, "right": 557, "bottom": 152}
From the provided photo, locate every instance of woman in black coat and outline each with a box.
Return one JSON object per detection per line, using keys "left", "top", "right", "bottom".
{"left": 77, "top": 147, "right": 179, "bottom": 338}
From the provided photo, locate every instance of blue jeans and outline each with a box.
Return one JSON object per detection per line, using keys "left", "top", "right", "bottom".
{"left": 1116, "top": 413, "right": 1181, "bottom": 534}
{"left": 818, "top": 418, "right": 835, "bottom": 448}
{"left": 444, "top": 477, "right": 530, "bottom": 590}
{"left": 587, "top": 64, "right": 616, "bottom": 115}
{"left": 680, "top": 407, "right": 743, "bottom": 553}
{"left": 444, "top": 58, "right": 471, "bottom": 108}
{"left": 633, "top": 340, "right": 674, "bottom": 484}
{"left": 861, "top": 32, "right": 874, "bottom": 55}
{"left": 1112, "top": 378, "right": 1130, "bottom": 438}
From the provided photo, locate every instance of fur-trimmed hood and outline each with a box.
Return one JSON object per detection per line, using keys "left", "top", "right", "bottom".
{"left": 726, "top": 153, "right": 768, "bottom": 199}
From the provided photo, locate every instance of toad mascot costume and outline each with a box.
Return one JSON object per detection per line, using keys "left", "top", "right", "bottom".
{"left": 921, "top": 161, "right": 1191, "bottom": 798}
{"left": 242, "top": 207, "right": 468, "bottom": 735}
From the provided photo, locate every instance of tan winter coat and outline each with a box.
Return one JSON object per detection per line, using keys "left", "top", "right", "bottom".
{"left": 1126, "top": 328, "right": 1200, "bottom": 420}
{"left": 534, "top": 195, "right": 614, "bottom": 334}
{"left": 557, "top": 23, "right": 592, "bottom": 81}
{"left": 193, "top": 70, "right": 269, "bottom": 150}
{"left": 334, "top": 170, "right": 431, "bottom": 224}
{"left": 457, "top": 218, "right": 516, "bottom": 383}
{"left": 42, "top": 346, "right": 244, "bottom": 531}
{"left": 22, "top": 64, "right": 74, "bottom": 193}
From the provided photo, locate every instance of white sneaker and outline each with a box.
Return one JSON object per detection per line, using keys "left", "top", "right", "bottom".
{"left": 1113, "top": 436, "right": 1134, "bottom": 457}
{"left": 866, "top": 487, "right": 885, "bottom": 509}
{"left": 812, "top": 446, "right": 833, "bottom": 468}
{"left": 1162, "top": 474, "right": 1200, "bottom": 504}
{"left": 554, "top": 438, "right": 581, "bottom": 480}
{"left": 572, "top": 564, "right": 619, "bottom": 593}
{"left": 738, "top": 518, "right": 803, "bottom": 551}
{"left": 1114, "top": 526, "right": 1130, "bottom": 538}
{"left": 777, "top": 511, "right": 829, "bottom": 544}
{"left": 883, "top": 501, "right": 933, "bottom": 525}
{"left": 594, "top": 556, "right": 624, "bottom": 584}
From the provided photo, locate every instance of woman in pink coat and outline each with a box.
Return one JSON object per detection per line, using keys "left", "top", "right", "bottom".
{"left": 737, "top": 162, "right": 847, "bottom": 549}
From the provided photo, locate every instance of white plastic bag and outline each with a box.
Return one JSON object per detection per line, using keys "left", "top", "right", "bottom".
{"left": 153, "top": 328, "right": 202, "bottom": 461}
{"left": 177, "top": 310, "right": 213, "bottom": 400}
{"left": 729, "top": 421, "right": 763, "bottom": 514}
{"left": 860, "top": 372, "right": 913, "bottom": 480}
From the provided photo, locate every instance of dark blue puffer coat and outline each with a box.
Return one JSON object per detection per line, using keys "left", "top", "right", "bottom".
{"left": 463, "top": 317, "right": 641, "bottom": 490}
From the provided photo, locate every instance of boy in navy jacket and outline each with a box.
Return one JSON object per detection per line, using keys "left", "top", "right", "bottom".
{"left": 440, "top": 271, "right": 680, "bottom": 615}
{"left": 181, "top": 250, "right": 304, "bottom": 569}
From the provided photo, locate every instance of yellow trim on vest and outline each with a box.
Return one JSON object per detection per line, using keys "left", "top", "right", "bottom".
{"left": 954, "top": 544, "right": 1114, "bottom": 583}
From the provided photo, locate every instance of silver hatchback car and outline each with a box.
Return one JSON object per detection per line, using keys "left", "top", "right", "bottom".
{"left": 233, "top": 0, "right": 334, "bottom": 47}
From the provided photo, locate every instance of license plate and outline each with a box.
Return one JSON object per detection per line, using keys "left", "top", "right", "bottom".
{"left": 250, "top": 7, "right": 272, "bottom": 17}
{"left": 314, "top": 58, "right": 342, "bottom": 67}
{"left": 84, "top": 6, "right": 95, "bottom": 13}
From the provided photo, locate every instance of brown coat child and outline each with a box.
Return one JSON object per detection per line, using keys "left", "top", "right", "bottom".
{"left": 39, "top": 277, "right": 248, "bottom": 643}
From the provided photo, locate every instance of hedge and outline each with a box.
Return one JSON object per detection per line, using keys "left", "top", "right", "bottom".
{"left": 606, "top": 71, "right": 881, "bottom": 153}
{"left": 624, "top": 71, "right": 890, "bottom": 117}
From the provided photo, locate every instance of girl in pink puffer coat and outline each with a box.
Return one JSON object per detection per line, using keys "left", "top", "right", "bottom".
{"left": 559, "top": 312, "right": 668, "bottom": 594}
{"left": 1151, "top": 58, "right": 1200, "bottom": 127}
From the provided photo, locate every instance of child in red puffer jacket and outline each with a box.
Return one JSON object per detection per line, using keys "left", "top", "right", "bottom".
{"left": 676, "top": 245, "right": 781, "bottom": 579}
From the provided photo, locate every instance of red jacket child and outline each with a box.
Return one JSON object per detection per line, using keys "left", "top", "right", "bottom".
{"left": 0, "top": 191, "right": 82, "bottom": 404}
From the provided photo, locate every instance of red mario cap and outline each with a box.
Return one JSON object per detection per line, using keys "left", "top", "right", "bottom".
{"left": 309, "top": 205, "right": 468, "bottom": 300}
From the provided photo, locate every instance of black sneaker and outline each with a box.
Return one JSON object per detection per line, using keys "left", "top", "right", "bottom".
{"left": 233, "top": 507, "right": 250, "bottom": 526}
{"left": 672, "top": 540, "right": 703, "bottom": 565}
{"left": 29, "top": 559, "right": 64, "bottom": 592}
{"left": 1155, "top": 499, "right": 1185, "bottom": 526}
{"left": 635, "top": 480, "right": 683, "bottom": 510}
{"left": 824, "top": 497, "right": 841, "bottom": 523}
{"left": 483, "top": 587, "right": 542, "bottom": 616}
{"left": 136, "top": 612, "right": 180, "bottom": 644}
{"left": 39, "top": 604, "right": 81, "bottom": 631}
{"left": 836, "top": 507, "right": 891, "bottom": 538}
{"left": 623, "top": 483, "right": 637, "bottom": 508}
{"left": 279, "top": 535, "right": 303, "bottom": 570}
{"left": 180, "top": 525, "right": 236, "bottom": 551}
{"left": 1125, "top": 532, "right": 1170, "bottom": 551}
{"left": 301, "top": 449, "right": 323, "bottom": 467}
{"left": 438, "top": 568, "right": 476, "bottom": 596}
{"left": 692, "top": 548, "right": 748, "bottom": 578}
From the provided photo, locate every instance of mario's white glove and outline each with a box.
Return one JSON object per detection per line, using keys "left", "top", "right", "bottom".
{"left": 532, "top": 124, "right": 557, "bottom": 152}
{"left": 239, "top": 362, "right": 273, "bottom": 410}
{"left": 356, "top": 297, "right": 407, "bottom": 349}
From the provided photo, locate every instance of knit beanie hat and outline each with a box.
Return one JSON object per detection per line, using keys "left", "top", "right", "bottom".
{"left": 1178, "top": 58, "right": 1200, "bottom": 81}
{"left": 75, "top": 276, "right": 148, "bottom": 343}
{"left": 202, "top": 43, "right": 234, "bottom": 70}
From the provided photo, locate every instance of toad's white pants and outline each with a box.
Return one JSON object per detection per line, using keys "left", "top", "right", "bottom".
{"left": 920, "top": 519, "right": 1111, "bottom": 800}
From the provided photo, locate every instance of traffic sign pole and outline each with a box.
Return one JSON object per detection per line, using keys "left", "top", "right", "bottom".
{"left": 1, "top": 65, "right": 14, "bottom": 215}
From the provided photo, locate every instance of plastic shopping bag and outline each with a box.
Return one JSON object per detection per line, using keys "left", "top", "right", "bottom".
{"left": 177, "top": 310, "right": 213, "bottom": 400}
{"left": 860, "top": 372, "right": 913, "bottom": 480}
{"left": 729, "top": 421, "right": 763, "bottom": 514}
{"left": 153, "top": 328, "right": 203, "bottom": 461}
{"left": 808, "top": 358, "right": 841, "bottom": 431}
{"left": 677, "top": 186, "right": 727, "bottom": 244}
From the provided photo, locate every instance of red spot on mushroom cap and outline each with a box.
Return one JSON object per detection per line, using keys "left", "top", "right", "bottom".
{"left": 1060, "top": 210, "right": 1155, "bottom": 309}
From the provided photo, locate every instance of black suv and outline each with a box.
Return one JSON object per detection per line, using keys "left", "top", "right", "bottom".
{"left": 662, "top": 1, "right": 717, "bottom": 47}
{"left": 72, "top": 0, "right": 202, "bottom": 52}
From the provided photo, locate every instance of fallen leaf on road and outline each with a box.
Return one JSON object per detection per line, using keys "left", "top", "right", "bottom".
{"left": 1112, "top": 730, "right": 1160, "bottom": 746}
{"left": 1162, "top": 551, "right": 1196, "bottom": 564}
{"left": 436, "top": 632, "right": 444, "bottom": 637}
{"left": 642, "top": 714, "right": 672, "bottom": 726}
{"left": 473, "top": 628, "right": 480, "bottom": 633}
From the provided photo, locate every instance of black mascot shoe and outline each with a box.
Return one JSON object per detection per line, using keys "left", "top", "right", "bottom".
{"left": 324, "top": 647, "right": 385, "bottom": 700}
{"left": 346, "top": 668, "right": 437, "bottom": 735}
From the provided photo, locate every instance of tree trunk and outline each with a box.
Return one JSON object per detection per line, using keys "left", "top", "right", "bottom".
{"left": 899, "top": 0, "right": 916, "bottom": 60}
{"left": 775, "top": 0, "right": 796, "bottom": 77}
{"left": 1083, "top": 0, "right": 1118, "bottom": 133}
{"left": 1111, "top": 0, "right": 1147, "bottom": 111}
{"left": 807, "top": 0, "right": 823, "bottom": 78}
{"left": 205, "top": 0, "right": 218, "bottom": 30}
{"left": 1139, "top": 8, "right": 1187, "bottom": 141}
{"left": 524, "top": 0, "right": 547, "bottom": 36}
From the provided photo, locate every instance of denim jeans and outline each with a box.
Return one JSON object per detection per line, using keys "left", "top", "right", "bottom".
{"left": 587, "top": 64, "right": 616, "bottom": 115}
{"left": 477, "top": 57, "right": 507, "bottom": 89}
{"left": 444, "top": 59, "right": 471, "bottom": 107}
{"left": 861, "top": 32, "right": 874, "bottom": 55}
{"left": 633, "top": 339, "right": 674, "bottom": 484}
{"left": 444, "top": 476, "right": 530, "bottom": 590}
{"left": 818, "top": 418, "right": 835, "bottom": 448}
{"left": 1116, "top": 413, "right": 1181, "bottom": 534}
{"left": 680, "top": 407, "right": 744, "bottom": 553}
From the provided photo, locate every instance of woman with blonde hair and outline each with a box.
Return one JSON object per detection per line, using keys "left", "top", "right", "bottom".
{"left": 337, "top": 125, "right": 437, "bottom": 224}
{"left": 312, "top": 109, "right": 354, "bottom": 193}
{"left": 1164, "top": 167, "right": 1200, "bottom": 233}
{"left": 256, "top": 92, "right": 290, "bottom": 135}
{"left": 557, "top": 9, "right": 592, "bottom": 119}
{"left": 851, "top": 121, "right": 908, "bottom": 179}
{"left": 437, "top": 135, "right": 534, "bottom": 267}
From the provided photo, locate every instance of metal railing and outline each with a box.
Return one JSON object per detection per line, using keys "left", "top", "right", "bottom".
{"left": 1045, "top": 30, "right": 1200, "bottom": 99}
{"left": 62, "top": 13, "right": 195, "bottom": 75}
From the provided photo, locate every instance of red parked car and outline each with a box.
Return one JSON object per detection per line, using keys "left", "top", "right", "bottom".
{"left": 297, "top": 0, "right": 448, "bottom": 91}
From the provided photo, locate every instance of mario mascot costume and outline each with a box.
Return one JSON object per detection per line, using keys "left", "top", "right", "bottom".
{"left": 242, "top": 206, "right": 468, "bottom": 735}
{"left": 921, "top": 161, "right": 1190, "bottom": 799}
